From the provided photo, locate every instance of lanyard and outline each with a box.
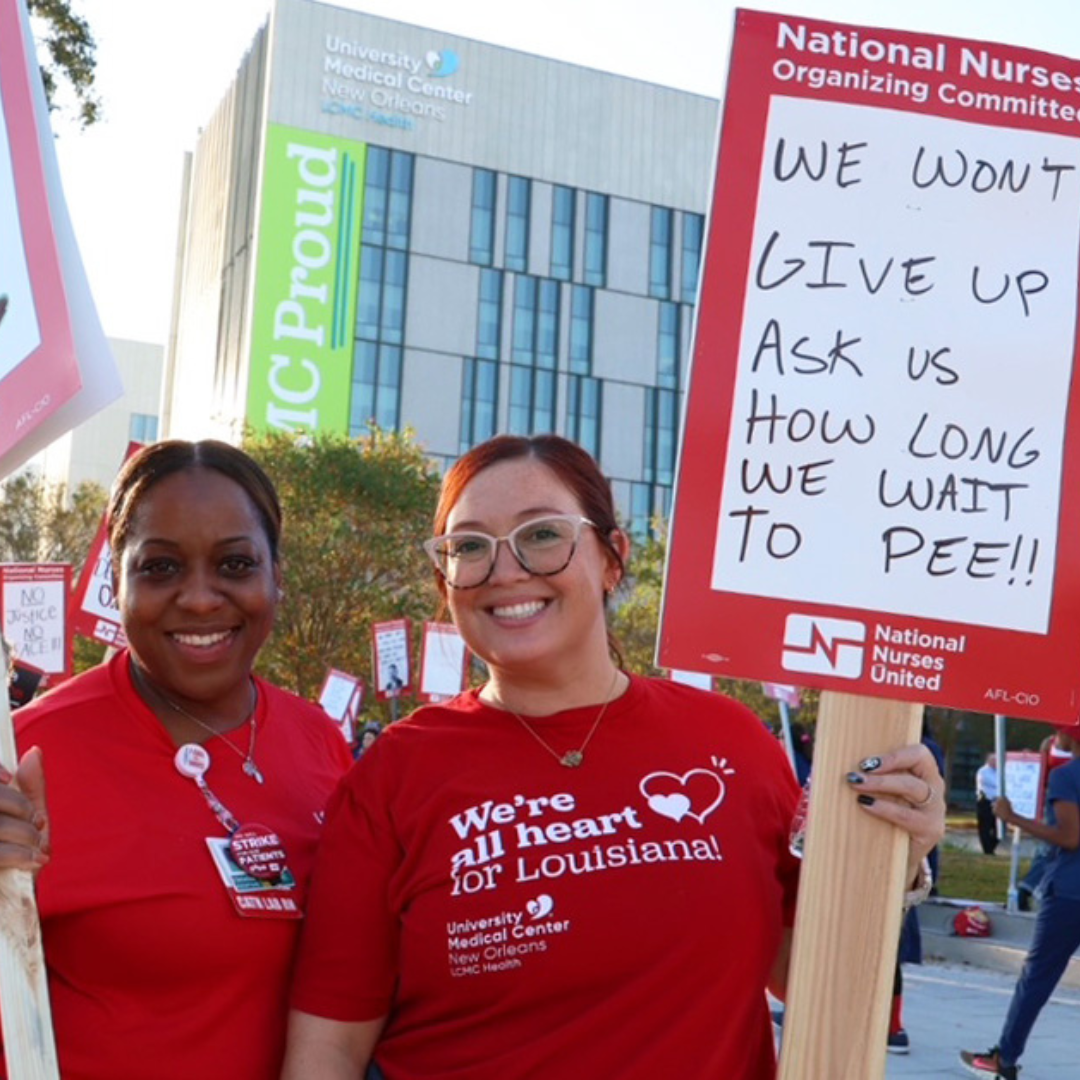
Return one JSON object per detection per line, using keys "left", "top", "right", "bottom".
{"left": 174, "top": 743, "right": 241, "bottom": 833}
{"left": 174, "top": 743, "right": 288, "bottom": 884}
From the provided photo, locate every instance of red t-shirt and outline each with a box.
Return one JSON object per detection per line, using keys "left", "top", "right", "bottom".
{"left": 14, "top": 651, "right": 352, "bottom": 1080}
{"left": 292, "top": 676, "right": 801, "bottom": 1079}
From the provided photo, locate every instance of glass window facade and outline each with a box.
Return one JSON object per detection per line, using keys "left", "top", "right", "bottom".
{"left": 567, "top": 375, "right": 601, "bottom": 457}
{"left": 508, "top": 367, "right": 557, "bottom": 436}
{"left": 477, "top": 269, "right": 503, "bottom": 360}
{"left": 353, "top": 147, "right": 413, "bottom": 434}
{"left": 584, "top": 192, "right": 608, "bottom": 287}
{"left": 536, "top": 279, "right": 559, "bottom": 369}
{"left": 505, "top": 176, "right": 531, "bottom": 272}
{"left": 129, "top": 413, "right": 159, "bottom": 444}
{"left": 569, "top": 285, "right": 593, "bottom": 375}
{"left": 649, "top": 205, "right": 673, "bottom": 299}
{"left": 508, "top": 364, "right": 532, "bottom": 435}
{"left": 362, "top": 147, "right": 390, "bottom": 246}
{"left": 533, "top": 368, "right": 556, "bottom": 432}
{"left": 644, "top": 387, "right": 679, "bottom": 487}
{"left": 461, "top": 357, "right": 499, "bottom": 452}
{"left": 550, "top": 185, "right": 575, "bottom": 280}
{"left": 629, "top": 481, "right": 672, "bottom": 540}
{"left": 512, "top": 275, "right": 538, "bottom": 364}
{"left": 681, "top": 212, "right": 704, "bottom": 303}
{"left": 470, "top": 168, "right": 497, "bottom": 265}
{"left": 387, "top": 153, "right": 413, "bottom": 250}
{"left": 657, "top": 301, "right": 680, "bottom": 390}
{"left": 351, "top": 341, "right": 402, "bottom": 432}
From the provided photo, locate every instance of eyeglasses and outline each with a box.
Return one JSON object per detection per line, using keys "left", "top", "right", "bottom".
{"left": 424, "top": 514, "right": 597, "bottom": 590}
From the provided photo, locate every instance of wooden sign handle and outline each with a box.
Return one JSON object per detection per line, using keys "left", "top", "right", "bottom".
{"left": 0, "top": 691, "right": 60, "bottom": 1079}
{"left": 778, "top": 691, "right": 923, "bottom": 1080}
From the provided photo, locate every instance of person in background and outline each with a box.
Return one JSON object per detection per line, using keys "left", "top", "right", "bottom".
{"left": 890, "top": 715, "right": 949, "bottom": 1055}
{"left": 282, "top": 433, "right": 946, "bottom": 1080}
{"left": 354, "top": 722, "right": 382, "bottom": 759}
{"left": 960, "top": 722, "right": 1080, "bottom": 1080}
{"left": 0, "top": 440, "right": 352, "bottom": 1079}
{"left": 1017, "top": 727, "right": 1074, "bottom": 911}
{"left": 921, "top": 718, "right": 946, "bottom": 889}
{"left": 975, "top": 753, "right": 1000, "bottom": 856}
{"left": 787, "top": 720, "right": 813, "bottom": 788}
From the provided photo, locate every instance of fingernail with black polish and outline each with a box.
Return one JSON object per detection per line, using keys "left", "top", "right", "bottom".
{"left": 859, "top": 756, "right": 883, "bottom": 772}
{"left": 857, "top": 794, "right": 876, "bottom": 806}
{"left": 845, "top": 772, "right": 865, "bottom": 785}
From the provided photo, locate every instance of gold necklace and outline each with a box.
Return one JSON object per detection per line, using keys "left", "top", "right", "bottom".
{"left": 493, "top": 669, "right": 622, "bottom": 768}
{"left": 133, "top": 664, "right": 263, "bottom": 784}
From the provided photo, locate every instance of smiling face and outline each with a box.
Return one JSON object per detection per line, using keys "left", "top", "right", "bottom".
{"left": 444, "top": 457, "right": 623, "bottom": 684}
{"left": 116, "top": 467, "right": 281, "bottom": 717}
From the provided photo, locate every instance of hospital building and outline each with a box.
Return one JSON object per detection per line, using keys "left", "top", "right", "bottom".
{"left": 162, "top": 0, "right": 719, "bottom": 531}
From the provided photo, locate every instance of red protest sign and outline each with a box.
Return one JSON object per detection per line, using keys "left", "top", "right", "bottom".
{"left": 318, "top": 668, "right": 364, "bottom": 742}
{"left": 659, "top": 9, "right": 1080, "bottom": 723}
{"left": 70, "top": 443, "right": 142, "bottom": 648}
{"left": 0, "top": 0, "right": 120, "bottom": 478}
{"left": 372, "top": 618, "right": 412, "bottom": 701}
{"left": 0, "top": 563, "right": 71, "bottom": 680}
{"left": 418, "top": 621, "right": 468, "bottom": 702}
{"left": 70, "top": 519, "right": 125, "bottom": 649}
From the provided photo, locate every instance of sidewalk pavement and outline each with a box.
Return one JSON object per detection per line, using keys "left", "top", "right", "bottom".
{"left": 774, "top": 960, "right": 1080, "bottom": 1077}
{"left": 886, "top": 959, "right": 1080, "bottom": 1078}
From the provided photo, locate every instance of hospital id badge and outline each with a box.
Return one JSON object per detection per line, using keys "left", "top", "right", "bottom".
{"left": 205, "top": 836, "right": 303, "bottom": 920}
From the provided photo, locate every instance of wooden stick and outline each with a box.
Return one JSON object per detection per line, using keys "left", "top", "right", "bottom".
{"left": 0, "top": 690, "right": 60, "bottom": 1079}
{"left": 778, "top": 691, "right": 922, "bottom": 1080}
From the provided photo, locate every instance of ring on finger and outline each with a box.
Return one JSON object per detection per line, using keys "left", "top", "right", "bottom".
{"left": 913, "top": 780, "right": 934, "bottom": 808}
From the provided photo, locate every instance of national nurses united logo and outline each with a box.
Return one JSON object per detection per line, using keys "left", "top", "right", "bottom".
{"left": 639, "top": 758, "right": 735, "bottom": 824}
{"left": 782, "top": 613, "right": 866, "bottom": 679}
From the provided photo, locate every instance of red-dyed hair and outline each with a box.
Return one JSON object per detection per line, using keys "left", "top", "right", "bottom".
{"left": 433, "top": 435, "right": 626, "bottom": 660}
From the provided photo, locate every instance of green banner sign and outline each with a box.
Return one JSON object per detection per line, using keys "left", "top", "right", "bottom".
{"left": 247, "top": 124, "right": 365, "bottom": 432}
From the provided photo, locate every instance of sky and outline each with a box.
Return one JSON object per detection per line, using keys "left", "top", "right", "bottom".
{"left": 40, "top": 0, "right": 1080, "bottom": 344}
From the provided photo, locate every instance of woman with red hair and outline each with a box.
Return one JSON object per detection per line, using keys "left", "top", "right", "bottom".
{"left": 284, "top": 434, "right": 944, "bottom": 1080}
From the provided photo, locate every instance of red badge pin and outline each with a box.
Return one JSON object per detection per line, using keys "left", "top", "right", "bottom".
{"left": 229, "top": 823, "right": 289, "bottom": 883}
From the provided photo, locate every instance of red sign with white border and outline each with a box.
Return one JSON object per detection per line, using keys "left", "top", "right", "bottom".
{"left": 0, "top": 563, "right": 71, "bottom": 679}
{"left": 0, "top": 0, "right": 121, "bottom": 477}
{"left": 372, "top": 618, "right": 411, "bottom": 701}
{"left": 418, "top": 621, "right": 469, "bottom": 702}
{"left": 318, "top": 667, "right": 363, "bottom": 742}
{"left": 70, "top": 442, "right": 142, "bottom": 648}
{"left": 659, "top": 10, "right": 1080, "bottom": 723}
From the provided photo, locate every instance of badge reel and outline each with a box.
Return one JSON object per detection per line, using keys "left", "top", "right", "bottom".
{"left": 173, "top": 744, "right": 299, "bottom": 915}
{"left": 175, "top": 743, "right": 211, "bottom": 781}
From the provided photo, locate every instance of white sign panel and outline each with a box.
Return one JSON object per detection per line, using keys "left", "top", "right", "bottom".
{"left": 712, "top": 97, "right": 1080, "bottom": 634}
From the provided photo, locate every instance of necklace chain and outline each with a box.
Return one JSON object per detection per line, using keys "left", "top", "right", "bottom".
{"left": 494, "top": 669, "right": 622, "bottom": 768}
{"left": 133, "top": 664, "right": 264, "bottom": 784}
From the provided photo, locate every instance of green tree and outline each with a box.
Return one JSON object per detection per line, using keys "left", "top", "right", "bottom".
{"left": 28, "top": 0, "right": 100, "bottom": 127}
{"left": 609, "top": 522, "right": 667, "bottom": 678}
{"left": 245, "top": 428, "right": 442, "bottom": 719}
{"left": 0, "top": 472, "right": 105, "bottom": 563}
{"left": 610, "top": 520, "right": 818, "bottom": 727}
